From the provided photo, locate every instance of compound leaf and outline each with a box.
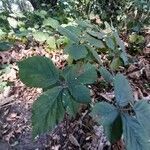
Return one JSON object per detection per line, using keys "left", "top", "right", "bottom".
{"left": 18, "top": 56, "right": 59, "bottom": 88}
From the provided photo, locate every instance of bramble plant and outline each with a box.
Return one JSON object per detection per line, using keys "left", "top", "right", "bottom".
{"left": 58, "top": 21, "right": 128, "bottom": 70}
{"left": 17, "top": 22, "right": 150, "bottom": 150}
{"left": 92, "top": 68, "right": 150, "bottom": 150}
{"left": 18, "top": 56, "right": 97, "bottom": 137}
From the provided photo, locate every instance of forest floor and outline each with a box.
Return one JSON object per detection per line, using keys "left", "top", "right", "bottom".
{"left": 0, "top": 30, "right": 150, "bottom": 150}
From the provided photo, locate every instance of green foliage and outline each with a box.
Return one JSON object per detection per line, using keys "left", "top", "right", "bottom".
{"left": 8, "top": 1, "right": 149, "bottom": 148}
{"left": 18, "top": 56, "right": 59, "bottom": 88}
{"left": 58, "top": 21, "right": 128, "bottom": 68}
{"left": 134, "top": 100, "right": 150, "bottom": 137}
{"left": 91, "top": 74, "right": 150, "bottom": 149}
{"left": 91, "top": 102, "right": 119, "bottom": 126}
{"left": 62, "top": 89, "right": 80, "bottom": 117}
{"left": 122, "top": 113, "right": 150, "bottom": 150}
{"left": 43, "top": 17, "right": 60, "bottom": 29}
{"left": 58, "top": 26, "right": 80, "bottom": 43}
{"left": 0, "top": 41, "right": 12, "bottom": 51}
{"left": 91, "top": 102, "right": 122, "bottom": 143}
{"left": 18, "top": 56, "right": 98, "bottom": 137}
{"left": 128, "top": 33, "right": 145, "bottom": 54}
{"left": 33, "top": 31, "right": 49, "bottom": 42}
{"left": 84, "top": 0, "right": 149, "bottom": 32}
{"left": 98, "top": 67, "right": 113, "bottom": 84}
{"left": 69, "top": 84, "right": 90, "bottom": 103}
{"left": 32, "top": 87, "right": 65, "bottom": 137}
{"left": 64, "top": 44, "right": 88, "bottom": 60}
{"left": 0, "top": 10, "right": 66, "bottom": 50}
{"left": 114, "top": 74, "right": 134, "bottom": 107}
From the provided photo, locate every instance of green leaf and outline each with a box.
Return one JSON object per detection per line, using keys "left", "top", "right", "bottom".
{"left": 63, "top": 63, "right": 97, "bottom": 84}
{"left": 134, "top": 100, "right": 150, "bottom": 137}
{"left": 62, "top": 89, "right": 80, "bottom": 117}
{"left": 113, "top": 32, "right": 125, "bottom": 51}
{"left": 32, "top": 87, "right": 65, "bottom": 137}
{"left": 18, "top": 56, "right": 59, "bottom": 88}
{"left": 65, "top": 43, "right": 88, "bottom": 60}
{"left": 129, "top": 34, "right": 144, "bottom": 44}
{"left": 114, "top": 74, "right": 134, "bottom": 107}
{"left": 120, "top": 51, "right": 128, "bottom": 65}
{"left": 91, "top": 102, "right": 122, "bottom": 143}
{"left": 105, "top": 36, "right": 115, "bottom": 50}
{"left": 85, "top": 34, "right": 105, "bottom": 48}
{"left": 58, "top": 26, "right": 80, "bottom": 43}
{"left": 113, "top": 32, "right": 128, "bottom": 65}
{"left": 110, "top": 57, "right": 123, "bottom": 70}
{"left": 76, "top": 20, "right": 92, "bottom": 28}
{"left": 33, "top": 31, "right": 49, "bottom": 42}
{"left": 77, "top": 63, "right": 97, "bottom": 84}
{"left": 7, "top": 17, "right": 18, "bottom": 28}
{"left": 69, "top": 84, "right": 91, "bottom": 103}
{"left": 56, "top": 36, "right": 69, "bottom": 48}
{"left": 0, "top": 41, "right": 12, "bottom": 51}
{"left": 87, "top": 46, "right": 101, "bottom": 64}
{"left": 46, "top": 36, "right": 56, "bottom": 49}
{"left": 66, "top": 26, "right": 82, "bottom": 35}
{"left": 98, "top": 67, "right": 113, "bottom": 83}
{"left": 91, "top": 102, "right": 119, "bottom": 126}
{"left": 87, "top": 30, "right": 105, "bottom": 39}
{"left": 122, "top": 114, "right": 150, "bottom": 150}
{"left": 43, "top": 18, "right": 60, "bottom": 29}
{"left": 104, "top": 116, "right": 122, "bottom": 143}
